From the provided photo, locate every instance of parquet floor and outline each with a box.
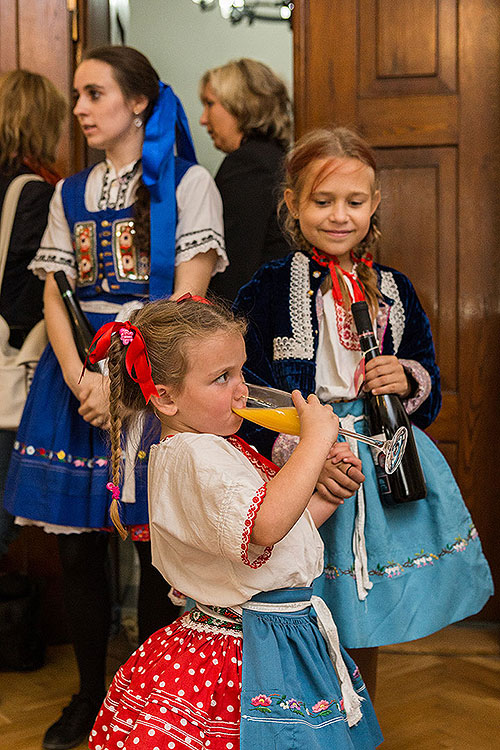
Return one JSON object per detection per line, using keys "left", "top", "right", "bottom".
{"left": 1, "top": 623, "right": 499, "bottom": 750}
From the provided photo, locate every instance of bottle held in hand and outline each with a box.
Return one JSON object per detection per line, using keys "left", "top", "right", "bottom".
{"left": 351, "top": 300, "right": 426, "bottom": 504}
{"left": 54, "top": 271, "right": 102, "bottom": 373}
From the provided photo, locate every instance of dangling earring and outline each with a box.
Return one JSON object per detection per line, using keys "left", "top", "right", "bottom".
{"left": 133, "top": 111, "right": 142, "bottom": 128}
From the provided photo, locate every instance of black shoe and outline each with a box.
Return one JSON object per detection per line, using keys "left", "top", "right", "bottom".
{"left": 42, "top": 694, "right": 101, "bottom": 750}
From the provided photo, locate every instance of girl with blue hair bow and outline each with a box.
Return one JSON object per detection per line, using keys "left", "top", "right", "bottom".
{"left": 4, "top": 45, "right": 227, "bottom": 750}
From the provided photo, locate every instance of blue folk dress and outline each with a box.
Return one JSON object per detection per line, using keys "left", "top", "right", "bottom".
{"left": 4, "top": 158, "right": 195, "bottom": 529}
{"left": 233, "top": 250, "right": 494, "bottom": 648}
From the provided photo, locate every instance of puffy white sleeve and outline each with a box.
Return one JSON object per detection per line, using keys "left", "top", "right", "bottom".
{"left": 149, "top": 433, "right": 272, "bottom": 567}
{"left": 174, "top": 165, "right": 228, "bottom": 276}
{"left": 28, "top": 180, "right": 77, "bottom": 280}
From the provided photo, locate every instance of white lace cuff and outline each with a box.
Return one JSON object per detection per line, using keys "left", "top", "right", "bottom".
{"left": 176, "top": 230, "right": 228, "bottom": 276}
{"left": 29, "top": 246, "right": 76, "bottom": 281}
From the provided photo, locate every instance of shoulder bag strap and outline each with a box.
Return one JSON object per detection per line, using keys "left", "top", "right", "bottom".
{"left": 0, "top": 174, "right": 44, "bottom": 289}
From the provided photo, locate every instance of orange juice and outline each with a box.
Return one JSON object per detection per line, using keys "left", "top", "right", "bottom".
{"left": 232, "top": 406, "right": 301, "bottom": 435}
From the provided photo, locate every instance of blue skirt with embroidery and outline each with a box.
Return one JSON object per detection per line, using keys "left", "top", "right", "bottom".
{"left": 4, "top": 311, "right": 154, "bottom": 529}
{"left": 312, "top": 399, "right": 494, "bottom": 648}
{"left": 240, "top": 588, "right": 383, "bottom": 749}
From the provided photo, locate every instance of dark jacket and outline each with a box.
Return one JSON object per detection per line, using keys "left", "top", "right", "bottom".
{"left": 210, "top": 135, "right": 290, "bottom": 302}
{"left": 233, "top": 250, "right": 441, "bottom": 456}
{"left": 0, "top": 168, "right": 53, "bottom": 347}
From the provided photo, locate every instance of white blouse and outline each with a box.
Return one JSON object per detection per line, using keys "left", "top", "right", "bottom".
{"left": 30, "top": 158, "right": 228, "bottom": 281}
{"left": 315, "top": 290, "right": 363, "bottom": 401}
{"left": 148, "top": 433, "right": 324, "bottom": 608}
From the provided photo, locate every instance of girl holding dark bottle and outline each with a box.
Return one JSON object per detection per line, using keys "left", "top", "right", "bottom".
{"left": 4, "top": 46, "right": 226, "bottom": 750}
{"left": 233, "top": 127, "right": 493, "bottom": 696}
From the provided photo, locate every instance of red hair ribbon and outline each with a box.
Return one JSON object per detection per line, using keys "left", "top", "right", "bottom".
{"left": 86, "top": 321, "right": 159, "bottom": 404}
{"left": 176, "top": 292, "right": 212, "bottom": 305}
{"left": 311, "top": 247, "right": 367, "bottom": 304}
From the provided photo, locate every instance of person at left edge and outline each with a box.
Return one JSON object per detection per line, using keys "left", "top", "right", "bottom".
{"left": 3, "top": 45, "right": 227, "bottom": 750}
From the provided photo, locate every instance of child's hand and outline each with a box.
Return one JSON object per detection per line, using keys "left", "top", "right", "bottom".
{"left": 316, "top": 442, "right": 365, "bottom": 504}
{"left": 364, "top": 356, "right": 411, "bottom": 398}
{"left": 292, "top": 390, "right": 339, "bottom": 448}
{"left": 77, "top": 372, "right": 111, "bottom": 429}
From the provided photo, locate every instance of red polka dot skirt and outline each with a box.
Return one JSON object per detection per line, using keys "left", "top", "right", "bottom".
{"left": 89, "top": 608, "right": 242, "bottom": 750}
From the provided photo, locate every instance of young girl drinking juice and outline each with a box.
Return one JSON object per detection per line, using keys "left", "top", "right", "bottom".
{"left": 87, "top": 296, "right": 382, "bottom": 749}
{"left": 233, "top": 127, "right": 493, "bottom": 694}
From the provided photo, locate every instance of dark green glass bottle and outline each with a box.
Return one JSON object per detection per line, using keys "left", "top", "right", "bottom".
{"left": 351, "top": 300, "right": 426, "bottom": 504}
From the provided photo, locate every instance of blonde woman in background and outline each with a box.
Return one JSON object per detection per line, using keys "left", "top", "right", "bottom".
{"left": 200, "top": 58, "right": 292, "bottom": 300}
{"left": 0, "top": 69, "right": 66, "bottom": 566}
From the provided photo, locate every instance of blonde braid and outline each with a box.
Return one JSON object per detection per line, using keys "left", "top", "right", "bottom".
{"left": 107, "top": 338, "right": 127, "bottom": 540}
{"left": 352, "top": 210, "right": 382, "bottom": 318}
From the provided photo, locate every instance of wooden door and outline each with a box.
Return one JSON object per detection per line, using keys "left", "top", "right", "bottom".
{"left": 293, "top": 0, "right": 500, "bottom": 618}
{"left": 0, "top": 0, "right": 110, "bottom": 175}
{"left": 0, "top": 0, "right": 110, "bottom": 642}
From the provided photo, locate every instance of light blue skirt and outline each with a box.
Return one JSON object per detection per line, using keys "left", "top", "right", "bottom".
{"left": 240, "top": 587, "right": 383, "bottom": 749}
{"left": 313, "top": 399, "right": 494, "bottom": 648}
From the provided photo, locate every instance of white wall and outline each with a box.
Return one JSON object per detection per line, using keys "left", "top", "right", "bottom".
{"left": 127, "top": 0, "right": 293, "bottom": 175}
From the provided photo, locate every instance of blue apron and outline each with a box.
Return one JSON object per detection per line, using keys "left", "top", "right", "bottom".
{"left": 239, "top": 587, "right": 383, "bottom": 749}
{"left": 312, "top": 399, "right": 494, "bottom": 648}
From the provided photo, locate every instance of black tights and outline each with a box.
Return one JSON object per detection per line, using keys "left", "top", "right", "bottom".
{"left": 57, "top": 533, "right": 179, "bottom": 703}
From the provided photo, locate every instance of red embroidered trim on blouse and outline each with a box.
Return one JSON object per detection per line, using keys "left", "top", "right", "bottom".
{"left": 240, "top": 483, "right": 274, "bottom": 569}
{"left": 227, "top": 435, "right": 278, "bottom": 480}
{"left": 226, "top": 435, "right": 276, "bottom": 568}
{"left": 335, "top": 301, "right": 361, "bottom": 351}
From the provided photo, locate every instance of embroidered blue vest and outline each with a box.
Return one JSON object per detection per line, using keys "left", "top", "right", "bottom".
{"left": 61, "top": 158, "right": 194, "bottom": 303}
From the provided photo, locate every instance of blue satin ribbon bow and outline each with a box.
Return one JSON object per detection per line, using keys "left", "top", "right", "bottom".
{"left": 141, "top": 81, "right": 197, "bottom": 300}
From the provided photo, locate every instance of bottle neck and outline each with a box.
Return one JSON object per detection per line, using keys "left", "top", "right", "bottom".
{"left": 358, "top": 330, "right": 380, "bottom": 363}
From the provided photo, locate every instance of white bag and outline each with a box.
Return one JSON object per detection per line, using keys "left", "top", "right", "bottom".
{"left": 0, "top": 174, "right": 48, "bottom": 430}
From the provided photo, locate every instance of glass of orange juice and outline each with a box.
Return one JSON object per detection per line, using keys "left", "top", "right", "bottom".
{"left": 233, "top": 384, "right": 407, "bottom": 474}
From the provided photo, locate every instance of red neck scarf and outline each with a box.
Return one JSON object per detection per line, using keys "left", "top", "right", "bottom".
{"left": 311, "top": 248, "right": 372, "bottom": 305}
{"left": 22, "top": 156, "right": 62, "bottom": 186}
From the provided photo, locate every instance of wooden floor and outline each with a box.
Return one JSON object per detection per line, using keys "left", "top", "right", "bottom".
{"left": 1, "top": 623, "right": 499, "bottom": 749}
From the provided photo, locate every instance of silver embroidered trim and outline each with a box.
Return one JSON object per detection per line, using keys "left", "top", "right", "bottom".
{"left": 380, "top": 271, "right": 405, "bottom": 352}
{"left": 273, "top": 253, "right": 314, "bottom": 360}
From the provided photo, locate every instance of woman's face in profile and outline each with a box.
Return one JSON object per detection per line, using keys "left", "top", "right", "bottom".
{"left": 200, "top": 83, "right": 243, "bottom": 154}
{"left": 73, "top": 59, "right": 145, "bottom": 155}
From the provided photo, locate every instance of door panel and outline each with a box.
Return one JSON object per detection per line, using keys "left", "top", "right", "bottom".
{"left": 293, "top": 0, "right": 500, "bottom": 617}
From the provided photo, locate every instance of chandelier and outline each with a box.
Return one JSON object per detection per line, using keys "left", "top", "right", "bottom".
{"left": 190, "top": 1, "right": 294, "bottom": 26}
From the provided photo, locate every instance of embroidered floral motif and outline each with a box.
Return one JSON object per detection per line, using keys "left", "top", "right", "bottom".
{"left": 399, "top": 358, "right": 432, "bottom": 414}
{"left": 249, "top": 692, "right": 344, "bottom": 718}
{"left": 74, "top": 221, "right": 97, "bottom": 286}
{"left": 183, "top": 607, "right": 243, "bottom": 638}
{"left": 12, "top": 440, "right": 148, "bottom": 469}
{"left": 335, "top": 301, "right": 361, "bottom": 351}
{"left": 130, "top": 524, "right": 150, "bottom": 542}
{"left": 240, "top": 485, "right": 274, "bottom": 568}
{"left": 113, "top": 219, "right": 149, "bottom": 282}
{"left": 324, "top": 524, "right": 480, "bottom": 581}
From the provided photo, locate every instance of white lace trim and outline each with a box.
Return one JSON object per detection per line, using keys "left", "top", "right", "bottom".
{"left": 380, "top": 270, "right": 405, "bottom": 352}
{"left": 28, "top": 247, "right": 77, "bottom": 281}
{"left": 176, "top": 232, "right": 228, "bottom": 275}
{"left": 273, "top": 253, "right": 315, "bottom": 360}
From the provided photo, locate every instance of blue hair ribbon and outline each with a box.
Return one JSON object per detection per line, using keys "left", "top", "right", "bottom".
{"left": 141, "top": 81, "right": 197, "bottom": 300}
